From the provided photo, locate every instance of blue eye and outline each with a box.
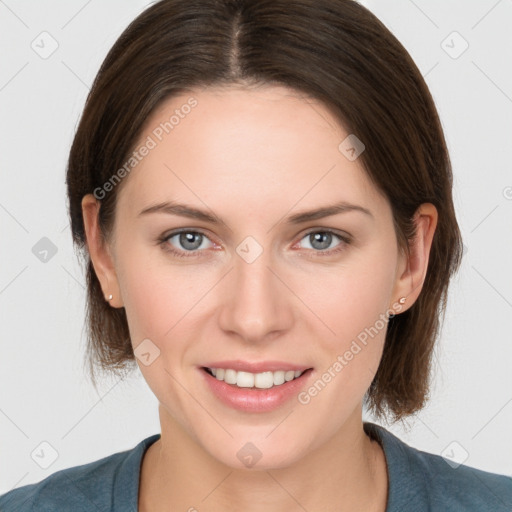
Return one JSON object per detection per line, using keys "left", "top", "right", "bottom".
{"left": 159, "top": 230, "right": 214, "bottom": 258}
{"left": 301, "top": 229, "right": 351, "bottom": 256}
{"left": 298, "top": 230, "right": 349, "bottom": 253}
{"left": 158, "top": 228, "right": 352, "bottom": 259}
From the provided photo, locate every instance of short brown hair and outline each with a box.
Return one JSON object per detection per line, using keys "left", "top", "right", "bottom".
{"left": 66, "top": 0, "right": 463, "bottom": 424}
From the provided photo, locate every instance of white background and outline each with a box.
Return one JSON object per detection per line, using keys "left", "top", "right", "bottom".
{"left": 1, "top": 0, "right": 511, "bottom": 494}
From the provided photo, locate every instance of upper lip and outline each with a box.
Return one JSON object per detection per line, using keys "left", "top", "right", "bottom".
{"left": 202, "top": 360, "right": 312, "bottom": 373}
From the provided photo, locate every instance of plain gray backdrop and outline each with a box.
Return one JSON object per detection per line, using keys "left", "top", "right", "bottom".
{"left": 1, "top": 0, "right": 511, "bottom": 493}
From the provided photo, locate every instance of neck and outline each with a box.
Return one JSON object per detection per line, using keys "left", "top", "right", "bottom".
{"left": 139, "top": 405, "right": 388, "bottom": 512}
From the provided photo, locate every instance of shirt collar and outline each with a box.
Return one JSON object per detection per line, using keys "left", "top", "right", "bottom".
{"left": 113, "top": 433, "right": 161, "bottom": 511}
{"left": 364, "top": 421, "right": 430, "bottom": 511}
{"left": 120, "top": 425, "right": 429, "bottom": 511}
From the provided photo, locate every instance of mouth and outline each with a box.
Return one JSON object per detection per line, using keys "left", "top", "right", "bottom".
{"left": 202, "top": 367, "right": 312, "bottom": 389}
{"left": 199, "top": 360, "right": 314, "bottom": 412}
{"left": 200, "top": 365, "right": 314, "bottom": 412}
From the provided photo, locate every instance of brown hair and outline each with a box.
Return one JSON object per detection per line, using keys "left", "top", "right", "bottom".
{"left": 66, "top": 0, "right": 463, "bottom": 424}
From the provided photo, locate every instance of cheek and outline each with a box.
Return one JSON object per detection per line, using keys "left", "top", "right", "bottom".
{"left": 301, "top": 254, "right": 395, "bottom": 347}
{"left": 116, "top": 242, "right": 204, "bottom": 341}
{"left": 297, "top": 251, "right": 396, "bottom": 393}
{"left": 289, "top": 271, "right": 393, "bottom": 460}
{"left": 116, "top": 252, "right": 207, "bottom": 417}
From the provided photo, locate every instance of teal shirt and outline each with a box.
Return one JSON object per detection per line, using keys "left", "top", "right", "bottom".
{"left": 1, "top": 422, "right": 511, "bottom": 511}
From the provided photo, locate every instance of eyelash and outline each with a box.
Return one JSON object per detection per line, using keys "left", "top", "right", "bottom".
{"left": 157, "top": 228, "right": 352, "bottom": 259}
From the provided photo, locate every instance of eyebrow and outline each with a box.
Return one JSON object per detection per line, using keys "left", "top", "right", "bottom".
{"left": 137, "top": 200, "right": 373, "bottom": 224}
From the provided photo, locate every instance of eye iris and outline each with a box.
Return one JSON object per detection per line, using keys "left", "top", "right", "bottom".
{"left": 171, "top": 231, "right": 339, "bottom": 253}
{"left": 310, "top": 232, "right": 332, "bottom": 250}
{"left": 180, "top": 232, "right": 202, "bottom": 250}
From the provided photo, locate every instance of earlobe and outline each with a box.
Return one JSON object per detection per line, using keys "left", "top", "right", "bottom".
{"left": 81, "top": 194, "right": 123, "bottom": 307}
{"left": 392, "top": 203, "right": 438, "bottom": 312}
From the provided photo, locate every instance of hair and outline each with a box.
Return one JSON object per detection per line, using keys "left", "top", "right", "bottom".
{"left": 66, "top": 0, "right": 463, "bottom": 424}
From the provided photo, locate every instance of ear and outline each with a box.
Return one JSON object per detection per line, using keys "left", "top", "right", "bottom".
{"left": 81, "top": 194, "right": 123, "bottom": 308}
{"left": 391, "top": 203, "right": 438, "bottom": 313}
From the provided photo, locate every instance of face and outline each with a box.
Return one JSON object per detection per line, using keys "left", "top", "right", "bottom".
{"left": 98, "top": 85, "right": 409, "bottom": 469}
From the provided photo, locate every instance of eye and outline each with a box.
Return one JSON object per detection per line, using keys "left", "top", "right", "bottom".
{"left": 158, "top": 229, "right": 215, "bottom": 258}
{"left": 295, "top": 229, "right": 351, "bottom": 256}
{"left": 158, "top": 228, "right": 352, "bottom": 259}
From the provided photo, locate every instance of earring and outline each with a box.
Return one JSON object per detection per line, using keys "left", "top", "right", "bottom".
{"left": 106, "top": 294, "right": 113, "bottom": 301}
{"left": 399, "top": 297, "right": 406, "bottom": 304}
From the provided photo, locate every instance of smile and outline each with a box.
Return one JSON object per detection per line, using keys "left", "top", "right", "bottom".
{"left": 200, "top": 365, "right": 314, "bottom": 412}
{"left": 204, "top": 367, "right": 306, "bottom": 389}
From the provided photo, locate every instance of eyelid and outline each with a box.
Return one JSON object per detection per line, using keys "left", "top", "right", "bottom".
{"left": 292, "top": 227, "right": 352, "bottom": 253}
{"left": 298, "top": 226, "right": 352, "bottom": 243}
{"left": 158, "top": 226, "right": 353, "bottom": 258}
{"left": 160, "top": 227, "right": 219, "bottom": 250}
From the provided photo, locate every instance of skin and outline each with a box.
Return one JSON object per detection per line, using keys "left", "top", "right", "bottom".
{"left": 82, "top": 85, "right": 437, "bottom": 511}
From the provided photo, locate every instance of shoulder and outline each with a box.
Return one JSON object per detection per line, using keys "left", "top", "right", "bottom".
{"left": 411, "top": 442, "right": 512, "bottom": 511}
{"left": 0, "top": 434, "right": 160, "bottom": 512}
{"left": 365, "top": 422, "right": 512, "bottom": 512}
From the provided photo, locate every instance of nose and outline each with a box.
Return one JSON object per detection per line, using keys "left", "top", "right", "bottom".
{"left": 218, "top": 244, "right": 294, "bottom": 344}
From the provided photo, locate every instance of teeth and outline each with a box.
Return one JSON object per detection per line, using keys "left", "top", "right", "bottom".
{"left": 237, "top": 371, "right": 255, "bottom": 388}
{"left": 224, "top": 369, "right": 237, "bottom": 385}
{"left": 208, "top": 368, "right": 305, "bottom": 389}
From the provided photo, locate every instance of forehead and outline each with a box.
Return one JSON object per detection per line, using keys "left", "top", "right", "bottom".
{"left": 117, "top": 85, "right": 387, "bottom": 219}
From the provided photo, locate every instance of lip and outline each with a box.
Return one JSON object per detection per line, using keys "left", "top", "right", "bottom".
{"left": 202, "top": 360, "right": 311, "bottom": 373}
{"left": 199, "top": 366, "right": 314, "bottom": 413}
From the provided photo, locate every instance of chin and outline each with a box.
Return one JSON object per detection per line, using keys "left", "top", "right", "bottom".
{"left": 204, "top": 433, "right": 309, "bottom": 471}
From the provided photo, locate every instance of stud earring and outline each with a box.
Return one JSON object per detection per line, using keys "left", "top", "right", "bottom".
{"left": 106, "top": 294, "right": 113, "bottom": 301}
{"left": 399, "top": 297, "right": 406, "bottom": 304}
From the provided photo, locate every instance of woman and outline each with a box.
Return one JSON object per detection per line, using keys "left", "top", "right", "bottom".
{"left": 1, "top": 0, "right": 511, "bottom": 510}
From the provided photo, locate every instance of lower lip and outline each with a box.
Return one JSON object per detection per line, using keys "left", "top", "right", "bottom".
{"left": 200, "top": 368, "right": 313, "bottom": 413}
